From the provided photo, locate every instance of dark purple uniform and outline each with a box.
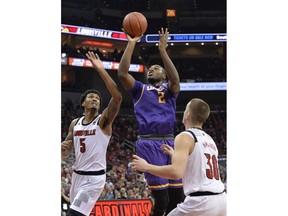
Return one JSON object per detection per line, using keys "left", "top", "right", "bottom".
{"left": 129, "top": 80, "right": 183, "bottom": 190}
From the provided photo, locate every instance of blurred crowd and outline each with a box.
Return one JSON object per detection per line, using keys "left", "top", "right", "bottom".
{"left": 62, "top": 43, "right": 226, "bottom": 83}
{"left": 62, "top": 44, "right": 125, "bottom": 63}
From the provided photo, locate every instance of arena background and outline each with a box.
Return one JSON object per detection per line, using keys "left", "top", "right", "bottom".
{"left": 2, "top": 0, "right": 288, "bottom": 216}
{"left": 61, "top": 1, "right": 226, "bottom": 215}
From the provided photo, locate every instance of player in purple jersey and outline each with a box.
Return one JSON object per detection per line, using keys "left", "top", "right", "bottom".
{"left": 118, "top": 27, "right": 184, "bottom": 216}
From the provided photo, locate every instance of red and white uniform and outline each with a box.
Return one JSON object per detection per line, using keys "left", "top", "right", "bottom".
{"left": 69, "top": 115, "right": 111, "bottom": 216}
{"left": 168, "top": 127, "right": 227, "bottom": 216}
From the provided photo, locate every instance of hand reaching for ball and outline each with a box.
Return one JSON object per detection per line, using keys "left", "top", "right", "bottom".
{"left": 122, "top": 28, "right": 143, "bottom": 42}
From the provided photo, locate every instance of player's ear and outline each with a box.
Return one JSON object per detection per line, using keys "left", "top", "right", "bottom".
{"left": 186, "top": 111, "right": 192, "bottom": 120}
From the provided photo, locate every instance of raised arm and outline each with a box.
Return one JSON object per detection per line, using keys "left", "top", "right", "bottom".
{"left": 86, "top": 51, "right": 122, "bottom": 134}
{"left": 118, "top": 30, "right": 142, "bottom": 90}
{"left": 158, "top": 28, "right": 180, "bottom": 94}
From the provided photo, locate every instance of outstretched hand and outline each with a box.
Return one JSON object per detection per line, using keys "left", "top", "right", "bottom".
{"left": 131, "top": 155, "right": 148, "bottom": 172}
{"left": 161, "top": 144, "right": 174, "bottom": 157}
{"left": 86, "top": 51, "right": 105, "bottom": 72}
{"left": 158, "top": 27, "right": 169, "bottom": 50}
{"left": 122, "top": 28, "right": 143, "bottom": 42}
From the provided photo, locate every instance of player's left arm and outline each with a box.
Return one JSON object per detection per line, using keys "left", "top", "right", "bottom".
{"left": 132, "top": 133, "right": 194, "bottom": 180}
{"left": 86, "top": 51, "right": 122, "bottom": 135}
{"left": 61, "top": 118, "right": 78, "bottom": 160}
{"left": 158, "top": 27, "right": 180, "bottom": 94}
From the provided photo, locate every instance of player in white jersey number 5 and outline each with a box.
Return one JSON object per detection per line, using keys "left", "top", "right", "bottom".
{"left": 132, "top": 98, "right": 227, "bottom": 216}
{"left": 61, "top": 51, "right": 122, "bottom": 216}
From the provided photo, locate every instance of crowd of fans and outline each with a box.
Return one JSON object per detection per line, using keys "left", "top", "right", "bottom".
{"left": 62, "top": 44, "right": 125, "bottom": 63}
{"left": 61, "top": 43, "right": 226, "bottom": 83}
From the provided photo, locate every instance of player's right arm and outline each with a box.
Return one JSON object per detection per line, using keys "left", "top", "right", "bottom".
{"left": 132, "top": 133, "right": 194, "bottom": 180}
{"left": 118, "top": 30, "right": 142, "bottom": 91}
{"left": 61, "top": 118, "right": 78, "bottom": 159}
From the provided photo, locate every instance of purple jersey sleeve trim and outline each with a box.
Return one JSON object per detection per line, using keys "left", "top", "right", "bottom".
{"left": 128, "top": 80, "right": 144, "bottom": 102}
{"left": 134, "top": 84, "right": 145, "bottom": 107}
{"left": 165, "top": 82, "right": 179, "bottom": 99}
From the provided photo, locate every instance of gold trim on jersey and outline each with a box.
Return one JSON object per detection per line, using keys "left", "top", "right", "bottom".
{"left": 148, "top": 182, "right": 183, "bottom": 189}
{"left": 134, "top": 84, "right": 145, "bottom": 107}
{"left": 168, "top": 183, "right": 183, "bottom": 187}
{"left": 148, "top": 183, "right": 169, "bottom": 189}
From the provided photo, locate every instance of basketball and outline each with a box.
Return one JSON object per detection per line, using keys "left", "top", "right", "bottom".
{"left": 122, "top": 12, "right": 148, "bottom": 38}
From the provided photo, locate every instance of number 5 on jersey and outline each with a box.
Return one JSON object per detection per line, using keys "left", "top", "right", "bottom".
{"left": 80, "top": 138, "right": 86, "bottom": 153}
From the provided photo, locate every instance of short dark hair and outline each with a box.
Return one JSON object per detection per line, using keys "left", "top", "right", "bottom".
{"left": 80, "top": 89, "right": 102, "bottom": 110}
{"left": 189, "top": 98, "right": 210, "bottom": 124}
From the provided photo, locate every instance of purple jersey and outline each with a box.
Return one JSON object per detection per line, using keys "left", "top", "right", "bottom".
{"left": 129, "top": 80, "right": 179, "bottom": 135}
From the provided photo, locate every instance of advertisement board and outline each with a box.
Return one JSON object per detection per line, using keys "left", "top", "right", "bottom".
{"left": 90, "top": 199, "right": 153, "bottom": 216}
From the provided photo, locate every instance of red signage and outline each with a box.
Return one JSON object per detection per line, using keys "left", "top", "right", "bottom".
{"left": 90, "top": 199, "right": 152, "bottom": 216}
{"left": 67, "top": 57, "right": 144, "bottom": 73}
{"left": 61, "top": 24, "right": 128, "bottom": 41}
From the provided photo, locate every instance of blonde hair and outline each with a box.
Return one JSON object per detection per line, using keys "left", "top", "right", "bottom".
{"left": 188, "top": 98, "right": 210, "bottom": 124}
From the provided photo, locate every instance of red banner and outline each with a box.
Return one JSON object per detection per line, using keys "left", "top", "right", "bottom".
{"left": 90, "top": 199, "right": 152, "bottom": 216}
{"left": 61, "top": 24, "right": 127, "bottom": 41}
{"left": 67, "top": 57, "right": 144, "bottom": 73}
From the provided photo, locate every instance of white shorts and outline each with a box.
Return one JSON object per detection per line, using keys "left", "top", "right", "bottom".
{"left": 168, "top": 192, "right": 227, "bottom": 216}
{"left": 69, "top": 172, "right": 106, "bottom": 216}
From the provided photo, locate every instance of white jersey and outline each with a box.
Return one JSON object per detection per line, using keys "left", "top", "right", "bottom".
{"left": 72, "top": 114, "right": 111, "bottom": 171}
{"left": 181, "top": 127, "right": 225, "bottom": 196}
{"left": 69, "top": 114, "right": 110, "bottom": 215}
{"left": 167, "top": 128, "right": 226, "bottom": 216}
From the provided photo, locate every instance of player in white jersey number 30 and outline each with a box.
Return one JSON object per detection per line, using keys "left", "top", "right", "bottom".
{"left": 132, "top": 98, "right": 227, "bottom": 216}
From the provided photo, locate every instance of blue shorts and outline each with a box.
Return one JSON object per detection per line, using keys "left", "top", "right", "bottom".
{"left": 136, "top": 138, "right": 183, "bottom": 190}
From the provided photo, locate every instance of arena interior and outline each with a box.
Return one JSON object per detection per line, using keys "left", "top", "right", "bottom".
{"left": 61, "top": 0, "right": 226, "bottom": 215}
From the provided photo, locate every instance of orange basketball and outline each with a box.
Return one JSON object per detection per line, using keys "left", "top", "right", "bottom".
{"left": 122, "top": 12, "right": 148, "bottom": 38}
